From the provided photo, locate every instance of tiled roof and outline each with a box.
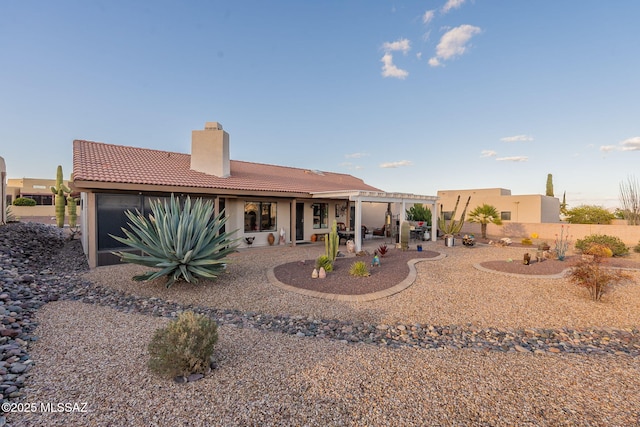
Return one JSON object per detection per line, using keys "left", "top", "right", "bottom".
{"left": 72, "top": 140, "right": 382, "bottom": 194}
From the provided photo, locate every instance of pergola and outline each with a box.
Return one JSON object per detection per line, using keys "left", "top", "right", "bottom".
{"left": 311, "top": 190, "right": 438, "bottom": 252}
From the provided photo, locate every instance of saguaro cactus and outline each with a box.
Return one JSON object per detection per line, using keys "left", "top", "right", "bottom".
{"left": 50, "top": 165, "right": 70, "bottom": 228}
{"left": 325, "top": 220, "right": 339, "bottom": 261}
{"left": 67, "top": 196, "right": 79, "bottom": 228}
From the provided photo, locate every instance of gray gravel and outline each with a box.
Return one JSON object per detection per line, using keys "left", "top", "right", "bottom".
{"left": 2, "top": 223, "right": 640, "bottom": 426}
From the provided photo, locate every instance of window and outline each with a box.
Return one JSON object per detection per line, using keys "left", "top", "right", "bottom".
{"left": 312, "top": 203, "right": 329, "bottom": 229}
{"left": 501, "top": 211, "right": 511, "bottom": 221}
{"left": 20, "top": 194, "right": 53, "bottom": 205}
{"left": 244, "top": 202, "right": 276, "bottom": 232}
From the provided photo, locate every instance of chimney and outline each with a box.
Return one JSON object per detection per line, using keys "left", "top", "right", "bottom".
{"left": 190, "top": 122, "right": 230, "bottom": 177}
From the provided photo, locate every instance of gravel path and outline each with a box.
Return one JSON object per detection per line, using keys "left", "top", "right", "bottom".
{"left": 2, "top": 223, "right": 640, "bottom": 426}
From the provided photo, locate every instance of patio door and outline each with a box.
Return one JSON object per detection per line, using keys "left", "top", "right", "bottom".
{"left": 296, "top": 202, "right": 304, "bottom": 241}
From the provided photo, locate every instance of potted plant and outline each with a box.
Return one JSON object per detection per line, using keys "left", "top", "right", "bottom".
{"left": 438, "top": 195, "right": 471, "bottom": 247}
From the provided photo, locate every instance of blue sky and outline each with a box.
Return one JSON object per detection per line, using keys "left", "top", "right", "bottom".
{"left": 1, "top": 1, "right": 638, "bottom": 209}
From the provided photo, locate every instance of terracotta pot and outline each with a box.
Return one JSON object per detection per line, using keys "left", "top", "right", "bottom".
{"left": 267, "top": 233, "right": 275, "bottom": 246}
{"left": 311, "top": 234, "right": 317, "bottom": 242}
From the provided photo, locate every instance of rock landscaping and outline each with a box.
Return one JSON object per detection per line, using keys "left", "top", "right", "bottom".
{"left": 2, "top": 223, "right": 640, "bottom": 426}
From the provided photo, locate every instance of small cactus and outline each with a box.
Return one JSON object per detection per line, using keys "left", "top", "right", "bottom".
{"left": 400, "top": 222, "right": 410, "bottom": 251}
{"left": 325, "top": 220, "right": 339, "bottom": 262}
{"left": 50, "top": 165, "right": 70, "bottom": 228}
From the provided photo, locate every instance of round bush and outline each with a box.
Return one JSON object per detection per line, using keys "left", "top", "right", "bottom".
{"left": 148, "top": 311, "right": 218, "bottom": 379}
{"left": 13, "top": 197, "right": 36, "bottom": 206}
{"left": 574, "top": 234, "right": 629, "bottom": 257}
{"left": 315, "top": 255, "right": 333, "bottom": 272}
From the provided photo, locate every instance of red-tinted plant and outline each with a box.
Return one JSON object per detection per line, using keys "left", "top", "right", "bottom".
{"left": 568, "top": 243, "right": 633, "bottom": 301}
{"left": 377, "top": 244, "right": 388, "bottom": 257}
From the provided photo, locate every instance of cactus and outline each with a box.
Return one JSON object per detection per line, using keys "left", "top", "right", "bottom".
{"left": 67, "top": 196, "right": 79, "bottom": 228}
{"left": 400, "top": 221, "right": 410, "bottom": 251}
{"left": 438, "top": 195, "right": 471, "bottom": 237}
{"left": 325, "top": 220, "right": 339, "bottom": 261}
{"left": 50, "top": 165, "right": 70, "bottom": 228}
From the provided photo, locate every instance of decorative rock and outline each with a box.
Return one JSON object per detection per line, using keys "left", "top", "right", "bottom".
{"left": 311, "top": 268, "right": 318, "bottom": 279}
{"left": 187, "top": 373, "right": 204, "bottom": 382}
{"left": 318, "top": 267, "right": 326, "bottom": 279}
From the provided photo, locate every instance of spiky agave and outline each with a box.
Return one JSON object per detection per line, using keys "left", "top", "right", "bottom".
{"left": 110, "top": 195, "right": 239, "bottom": 288}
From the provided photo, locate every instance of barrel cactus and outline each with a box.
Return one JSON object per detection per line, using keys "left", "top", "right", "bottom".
{"left": 110, "top": 195, "right": 239, "bottom": 288}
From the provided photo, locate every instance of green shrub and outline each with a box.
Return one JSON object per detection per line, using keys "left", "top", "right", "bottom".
{"left": 315, "top": 255, "right": 333, "bottom": 272}
{"left": 349, "top": 261, "right": 370, "bottom": 277}
{"left": 575, "top": 234, "right": 629, "bottom": 257}
{"left": 110, "top": 195, "right": 239, "bottom": 288}
{"left": 148, "top": 311, "right": 218, "bottom": 378}
{"left": 521, "top": 238, "right": 533, "bottom": 246}
{"left": 13, "top": 197, "right": 36, "bottom": 206}
{"left": 634, "top": 241, "right": 640, "bottom": 254}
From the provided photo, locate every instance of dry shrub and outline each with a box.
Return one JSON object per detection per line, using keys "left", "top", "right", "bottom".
{"left": 148, "top": 311, "right": 218, "bottom": 378}
{"left": 568, "top": 243, "right": 633, "bottom": 301}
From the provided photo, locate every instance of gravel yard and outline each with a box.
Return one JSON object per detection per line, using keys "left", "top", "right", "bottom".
{"left": 4, "top": 225, "right": 640, "bottom": 426}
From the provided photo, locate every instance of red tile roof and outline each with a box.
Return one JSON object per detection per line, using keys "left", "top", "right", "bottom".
{"left": 73, "top": 140, "right": 382, "bottom": 194}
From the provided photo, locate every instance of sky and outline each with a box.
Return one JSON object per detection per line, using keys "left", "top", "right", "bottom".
{"left": 1, "top": 0, "right": 639, "bottom": 209}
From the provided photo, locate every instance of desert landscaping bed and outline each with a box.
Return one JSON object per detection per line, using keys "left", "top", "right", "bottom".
{"left": 4, "top": 224, "right": 640, "bottom": 426}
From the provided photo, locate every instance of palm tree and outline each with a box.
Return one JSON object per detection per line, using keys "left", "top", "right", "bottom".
{"left": 468, "top": 204, "right": 503, "bottom": 239}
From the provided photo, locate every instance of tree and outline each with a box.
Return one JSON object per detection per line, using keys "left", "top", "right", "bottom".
{"left": 405, "top": 204, "right": 432, "bottom": 224}
{"left": 467, "top": 204, "right": 503, "bottom": 239}
{"left": 546, "top": 174, "right": 554, "bottom": 197}
{"left": 619, "top": 175, "right": 640, "bottom": 225}
{"left": 565, "top": 205, "right": 615, "bottom": 224}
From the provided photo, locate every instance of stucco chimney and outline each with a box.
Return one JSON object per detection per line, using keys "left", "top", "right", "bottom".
{"left": 190, "top": 122, "right": 230, "bottom": 177}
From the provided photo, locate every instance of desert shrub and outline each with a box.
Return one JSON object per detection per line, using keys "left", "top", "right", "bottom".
{"left": 315, "top": 255, "right": 333, "bottom": 272}
{"left": 574, "top": 234, "right": 629, "bottom": 257}
{"left": 521, "top": 238, "right": 533, "bottom": 246}
{"left": 148, "top": 311, "right": 218, "bottom": 378}
{"left": 568, "top": 245, "right": 632, "bottom": 301}
{"left": 634, "top": 241, "right": 640, "bottom": 254}
{"left": 349, "top": 261, "right": 370, "bottom": 277}
{"left": 13, "top": 197, "right": 36, "bottom": 206}
{"left": 5, "top": 207, "right": 17, "bottom": 223}
{"left": 110, "top": 195, "right": 239, "bottom": 288}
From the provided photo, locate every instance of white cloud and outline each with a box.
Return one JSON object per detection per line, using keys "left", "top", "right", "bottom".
{"left": 379, "top": 160, "right": 413, "bottom": 168}
{"left": 429, "top": 24, "right": 481, "bottom": 67}
{"left": 500, "top": 134, "right": 534, "bottom": 142}
{"left": 496, "top": 156, "right": 528, "bottom": 162}
{"left": 345, "top": 152, "right": 369, "bottom": 159}
{"left": 442, "top": 0, "right": 466, "bottom": 14}
{"left": 416, "top": 52, "right": 422, "bottom": 60}
{"left": 620, "top": 136, "right": 640, "bottom": 151}
{"left": 599, "top": 145, "right": 617, "bottom": 153}
{"left": 381, "top": 53, "right": 409, "bottom": 79}
{"left": 382, "top": 38, "right": 411, "bottom": 54}
{"left": 422, "top": 10, "right": 435, "bottom": 24}
{"left": 599, "top": 137, "right": 640, "bottom": 152}
{"left": 480, "top": 150, "right": 497, "bottom": 158}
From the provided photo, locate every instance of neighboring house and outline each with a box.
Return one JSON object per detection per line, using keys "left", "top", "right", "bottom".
{"left": 72, "top": 122, "right": 437, "bottom": 268}
{"left": 437, "top": 188, "right": 560, "bottom": 223}
{"left": 6, "top": 177, "right": 72, "bottom": 225}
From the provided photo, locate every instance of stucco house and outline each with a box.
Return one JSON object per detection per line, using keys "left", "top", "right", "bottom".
{"left": 437, "top": 188, "right": 560, "bottom": 224}
{"left": 72, "top": 122, "right": 437, "bottom": 268}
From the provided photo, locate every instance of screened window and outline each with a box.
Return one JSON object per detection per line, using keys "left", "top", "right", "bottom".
{"left": 244, "top": 202, "right": 276, "bottom": 232}
{"left": 312, "top": 203, "right": 329, "bottom": 229}
{"left": 501, "top": 211, "right": 511, "bottom": 221}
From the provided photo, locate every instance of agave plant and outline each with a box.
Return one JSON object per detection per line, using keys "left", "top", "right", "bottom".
{"left": 110, "top": 195, "right": 239, "bottom": 288}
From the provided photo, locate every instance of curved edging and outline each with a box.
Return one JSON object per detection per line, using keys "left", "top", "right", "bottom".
{"left": 473, "top": 263, "right": 571, "bottom": 279}
{"left": 267, "top": 253, "right": 447, "bottom": 302}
